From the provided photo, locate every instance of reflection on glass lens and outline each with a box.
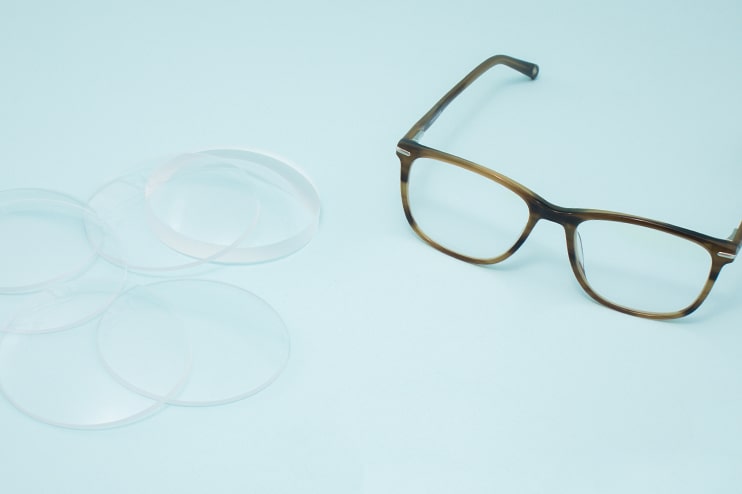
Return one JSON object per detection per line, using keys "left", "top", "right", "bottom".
{"left": 576, "top": 220, "right": 711, "bottom": 314}
{"left": 407, "top": 157, "right": 529, "bottom": 260}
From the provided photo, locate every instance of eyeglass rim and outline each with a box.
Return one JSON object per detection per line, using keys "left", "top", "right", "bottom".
{"left": 398, "top": 139, "right": 740, "bottom": 319}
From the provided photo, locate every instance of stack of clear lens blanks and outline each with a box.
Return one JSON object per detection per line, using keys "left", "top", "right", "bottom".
{"left": 0, "top": 148, "right": 313, "bottom": 428}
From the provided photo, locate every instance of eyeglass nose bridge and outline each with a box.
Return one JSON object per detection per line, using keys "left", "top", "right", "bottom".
{"left": 518, "top": 199, "right": 599, "bottom": 303}
{"left": 527, "top": 198, "right": 581, "bottom": 227}
{"left": 519, "top": 197, "right": 585, "bottom": 266}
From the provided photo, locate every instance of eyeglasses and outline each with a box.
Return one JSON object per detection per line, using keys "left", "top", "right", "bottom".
{"left": 396, "top": 55, "right": 741, "bottom": 319}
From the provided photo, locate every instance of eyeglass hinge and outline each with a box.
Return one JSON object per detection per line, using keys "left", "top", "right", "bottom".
{"left": 717, "top": 252, "right": 736, "bottom": 260}
{"left": 396, "top": 146, "right": 411, "bottom": 157}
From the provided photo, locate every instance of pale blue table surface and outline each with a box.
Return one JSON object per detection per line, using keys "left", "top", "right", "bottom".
{"left": 1, "top": 1, "right": 741, "bottom": 492}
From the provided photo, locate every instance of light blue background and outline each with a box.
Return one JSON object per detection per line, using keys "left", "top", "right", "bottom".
{"left": 1, "top": 1, "right": 742, "bottom": 492}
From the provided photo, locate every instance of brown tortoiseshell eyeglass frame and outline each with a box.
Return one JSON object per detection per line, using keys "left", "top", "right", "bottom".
{"left": 397, "top": 54, "right": 741, "bottom": 319}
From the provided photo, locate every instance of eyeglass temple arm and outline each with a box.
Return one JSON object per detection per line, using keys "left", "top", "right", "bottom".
{"left": 402, "top": 54, "right": 539, "bottom": 142}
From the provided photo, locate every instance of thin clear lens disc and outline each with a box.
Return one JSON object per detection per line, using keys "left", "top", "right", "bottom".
{"left": 0, "top": 316, "right": 188, "bottom": 429}
{"left": 576, "top": 220, "right": 712, "bottom": 314}
{"left": 0, "top": 189, "right": 98, "bottom": 293}
{"left": 0, "top": 189, "right": 126, "bottom": 334}
{"left": 98, "top": 280, "right": 290, "bottom": 406}
{"left": 407, "top": 157, "right": 530, "bottom": 260}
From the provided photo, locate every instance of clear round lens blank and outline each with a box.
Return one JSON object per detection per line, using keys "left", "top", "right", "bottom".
{"left": 0, "top": 317, "right": 187, "bottom": 429}
{"left": 144, "top": 149, "right": 320, "bottom": 264}
{"left": 98, "top": 280, "right": 290, "bottom": 406}
{"left": 575, "top": 220, "right": 712, "bottom": 314}
{"left": 88, "top": 149, "right": 321, "bottom": 272}
{"left": 0, "top": 189, "right": 127, "bottom": 334}
{"left": 0, "top": 190, "right": 100, "bottom": 293}
{"left": 407, "top": 157, "right": 530, "bottom": 260}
